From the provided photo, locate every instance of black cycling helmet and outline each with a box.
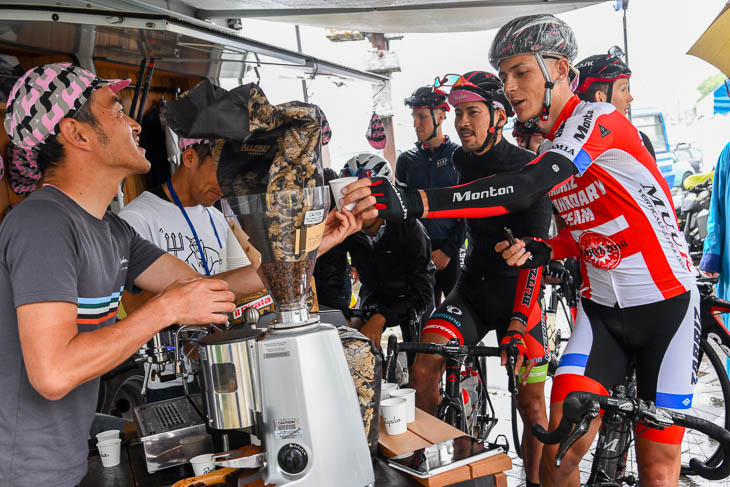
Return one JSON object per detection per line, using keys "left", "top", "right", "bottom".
{"left": 512, "top": 120, "right": 544, "bottom": 151}
{"left": 575, "top": 47, "right": 632, "bottom": 103}
{"left": 404, "top": 86, "right": 450, "bottom": 112}
{"left": 447, "top": 71, "right": 513, "bottom": 154}
{"left": 489, "top": 15, "right": 578, "bottom": 122}
{"left": 512, "top": 120, "right": 543, "bottom": 139}
{"left": 405, "top": 86, "right": 449, "bottom": 142}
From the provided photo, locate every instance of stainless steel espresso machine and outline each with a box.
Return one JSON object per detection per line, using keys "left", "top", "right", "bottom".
{"left": 196, "top": 186, "right": 374, "bottom": 486}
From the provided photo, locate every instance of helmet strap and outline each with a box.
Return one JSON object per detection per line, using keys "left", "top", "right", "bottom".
{"left": 535, "top": 53, "right": 554, "bottom": 122}
{"left": 475, "top": 103, "right": 496, "bottom": 155}
{"left": 426, "top": 108, "right": 439, "bottom": 141}
{"left": 606, "top": 82, "right": 614, "bottom": 104}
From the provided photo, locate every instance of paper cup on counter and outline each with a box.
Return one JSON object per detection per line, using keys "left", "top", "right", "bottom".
{"left": 389, "top": 388, "right": 416, "bottom": 423}
{"left": 97, "top": 438, "right": 122, "bottom": 467}
{"left": 329, "top": 177, "right": 358, "bottom": 211}
{"left": 95, "top": 429, "right": 120, "bottom": 443}
{"left": 381, "top": 397, "right": 408, "bottom": 435}
{"left": 380, "top": 382, "right": 398, "bottom": 402}
{"left": 191, "top": 453, "right": 216, "bottom": 476}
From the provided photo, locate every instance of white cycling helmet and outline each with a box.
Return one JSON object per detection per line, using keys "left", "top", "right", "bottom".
{"left": 340, "top": 153, "right": 392, "bottom": 182}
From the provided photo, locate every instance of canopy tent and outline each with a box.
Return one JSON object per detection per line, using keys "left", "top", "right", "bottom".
{"left": 2, "top": 0, "right": 604, "bottom": 34}
{"left": 193, "top": 0, "right": 603, "bottom": 33}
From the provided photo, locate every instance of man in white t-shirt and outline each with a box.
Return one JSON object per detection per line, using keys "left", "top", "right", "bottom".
{"left": 120, "top": 138, "right": 252, "bottom": 400}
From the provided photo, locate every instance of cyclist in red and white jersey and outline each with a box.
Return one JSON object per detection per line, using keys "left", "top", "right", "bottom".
{"left": 342, "top": 14, "right": 699, "bottom": 487}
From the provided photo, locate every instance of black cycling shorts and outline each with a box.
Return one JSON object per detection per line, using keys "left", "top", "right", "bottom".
{"left": 552, "top": 287, "right": 700, "bottom": 444}
{"left": 422, "top": 277, "right": 550, "bottom": 383}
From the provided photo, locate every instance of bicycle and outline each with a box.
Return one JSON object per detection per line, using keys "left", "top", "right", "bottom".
{"left": 681, "top": 277, "right": 730, "bottom": 475}
{"left": 384, "top": 335, "right": 518, "bottom": 444}
{"left": 533, "top": 388, "right": 730, "bottom": 485}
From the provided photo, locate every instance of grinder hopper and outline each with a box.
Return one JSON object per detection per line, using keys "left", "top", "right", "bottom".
{"left": 221, "top": 186, "right": 328, "bottom": 328}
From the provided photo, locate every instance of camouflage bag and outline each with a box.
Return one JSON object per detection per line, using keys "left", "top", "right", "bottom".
{"left": 337, "top": 326, "right": 382, "bottom": 457}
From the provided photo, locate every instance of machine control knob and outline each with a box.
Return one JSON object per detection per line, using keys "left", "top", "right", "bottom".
{"left": 277, "top": 443, "right": 308, "bottom": 475}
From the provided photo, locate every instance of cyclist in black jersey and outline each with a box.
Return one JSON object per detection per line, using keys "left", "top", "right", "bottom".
{"left": 412, "top": 71, "right": 552, "bottom": 487}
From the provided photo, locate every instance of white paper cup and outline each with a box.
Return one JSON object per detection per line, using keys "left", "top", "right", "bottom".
{"left": 97, "top": 438, "right": 122, "bottom": 468}
{"left": 329, "top": 177, "right": 358, "bottom": 211}
{"left": 95, "top": 429, "right": 120, "bottom": 442}
{"left": 380, "top": 382, "right": 398, "bottom": 402}
{"left": 381, "top": 397, "right": 408, "bottom": 435}
{"left": 191, "top": 453, "right": 216, "bottom": 476}
{"left": 389, "top": 388, "right": 416, "bottom": 423}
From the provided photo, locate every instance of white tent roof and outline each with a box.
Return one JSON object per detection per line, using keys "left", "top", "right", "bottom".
{"left": 192, "top": 0, "right": 603, "bottom": 33}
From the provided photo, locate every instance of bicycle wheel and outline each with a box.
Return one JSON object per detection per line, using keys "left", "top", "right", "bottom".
{"left": 680, "top": 336, "right": 730, "bottom": 475}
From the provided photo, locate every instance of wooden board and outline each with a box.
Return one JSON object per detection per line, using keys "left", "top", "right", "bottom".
{"left": 378, "top": 408, "right": 512, "bottom": 487}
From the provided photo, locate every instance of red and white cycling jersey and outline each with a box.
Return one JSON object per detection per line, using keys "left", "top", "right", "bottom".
{"left": 546, "top": 96, "right": 696, "bottom": 307}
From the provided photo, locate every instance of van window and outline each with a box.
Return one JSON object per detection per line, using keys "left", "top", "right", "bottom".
{"left": 632, "top": 115, "right": 669, "bottom": 153}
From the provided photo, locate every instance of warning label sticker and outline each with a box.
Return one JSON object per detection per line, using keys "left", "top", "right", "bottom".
{"left": 274, "top": 418, "right": 302, "bottom": 439}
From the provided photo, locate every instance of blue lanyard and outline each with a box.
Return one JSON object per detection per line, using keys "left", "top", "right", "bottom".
{"left": 166, "top": 180, "right": 223, "bottom": 276}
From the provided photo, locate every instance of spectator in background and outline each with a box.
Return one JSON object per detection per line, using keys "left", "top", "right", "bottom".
{"left": 700, "top": 141, "right": 730, "bottom": 327}
{"left": 398, "top": 87, "right": 465, "bottom": 306}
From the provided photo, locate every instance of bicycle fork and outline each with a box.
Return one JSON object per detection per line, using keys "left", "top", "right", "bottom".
{"left": 588, "top": 390, "right": 637, "bottom": 486}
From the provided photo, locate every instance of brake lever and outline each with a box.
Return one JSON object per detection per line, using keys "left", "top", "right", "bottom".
{"left": 555, "top": 414, "right": 593, "bottom": 468}
{"left": 506, "top": 345, "right": 518, "bottom": 395}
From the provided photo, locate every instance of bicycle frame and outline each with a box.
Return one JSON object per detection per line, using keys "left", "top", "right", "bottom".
{"left": 588, "top": 384, "right": 637, "bottom": 486}
{"left": 701, "top": 290, "right": 730, "bottom": 360}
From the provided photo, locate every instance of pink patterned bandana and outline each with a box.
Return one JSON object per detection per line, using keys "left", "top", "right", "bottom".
{"left": 3, "top": 63, "right": 130, "bottom": 151}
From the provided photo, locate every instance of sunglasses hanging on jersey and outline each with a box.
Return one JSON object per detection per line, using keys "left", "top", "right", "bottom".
{"left": 340, "top": 167, "right": 375, "bottom": 179}
{"left": 432, "top": 73, "right": 479, "bottom": 92}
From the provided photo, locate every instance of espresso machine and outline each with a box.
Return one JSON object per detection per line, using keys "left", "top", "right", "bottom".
{"left": 195, "top": 186, "right": 374, "bottom": 486}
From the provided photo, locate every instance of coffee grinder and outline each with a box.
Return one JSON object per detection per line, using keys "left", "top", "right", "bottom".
{"left": 198, "top": 186, "right": 374, "bottom": 486}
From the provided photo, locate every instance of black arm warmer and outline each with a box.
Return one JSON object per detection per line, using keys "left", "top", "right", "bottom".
{"left": 424, "top": 151, "right": 577, "bottom": 218}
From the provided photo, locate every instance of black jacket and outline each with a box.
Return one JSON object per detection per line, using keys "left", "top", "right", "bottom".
{"left": 342, "top": 219, "right": 435, "bottom": 327}
{"left": 395, "top": 137, "right": 465, "bottom": 257}
{"left": 454, "top": 138, "right": 553, "bottom": 281}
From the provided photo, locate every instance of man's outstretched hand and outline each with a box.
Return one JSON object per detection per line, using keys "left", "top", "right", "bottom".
{"left": 341, "top": 177, "right": 426, "bottom": 221}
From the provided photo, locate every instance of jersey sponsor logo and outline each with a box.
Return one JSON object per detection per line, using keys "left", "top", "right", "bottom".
{"left": 572, "top": 110, "right": 595, "bottom": 142}
{"left": 578, "top": 232, "right": 626, "bottom": 270}
{"left": 445, "top": 305, "right": 462, "bottom": 315}
{"left": 422, "top": 323, "right": 459, "bottom": 339}
{"left": 638, "top": 184, "right": 693, "bottom": 272}
{"left": 551, "top": 143, "right": 575, "bottom": 156}
{"left": 452, "top": 186, "right": 514, "bottom": 202}
{"left": 552, "top": 180, "right": 606, "bottom": 211}
{"left": 436, "top": 157, "right": 448, "bottom": 167}
{"left": 431, "top": 313, "right": 462, "bottom": 328}
{"left": 561, "top": 207, "right": 596, "bottom": 225}
{"left": 520, "top": 268, "right": 539, "bottom": 306}
{"left": 120, "top": 256, "right": 129, "bottom": 271}
{"left": 549, "top": 177, "right": 578, "bottom": 196}
{"left": 599, "top": 125, "right": 611, "bottom": 138}
{"left": 554, "top": 122, "right": 566, "bottom": 138}
{"left": 691, "top": 306, "right": 702, "bottom": 384}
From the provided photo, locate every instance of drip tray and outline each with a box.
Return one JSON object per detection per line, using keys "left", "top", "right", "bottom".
{"left": 133, "top": 394, "right": 212, "bottom": 473}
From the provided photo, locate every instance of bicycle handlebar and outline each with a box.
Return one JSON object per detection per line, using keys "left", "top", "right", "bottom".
{"left": 393, "top": 341, "right": 502, "bottom": 357}
{"left": 532, "top": 390, "right": 730, "bottom": 480}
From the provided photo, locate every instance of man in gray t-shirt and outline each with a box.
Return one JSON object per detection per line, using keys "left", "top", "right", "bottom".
{"left": 0, "top": 64, "right": 262, "bottom": 487}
